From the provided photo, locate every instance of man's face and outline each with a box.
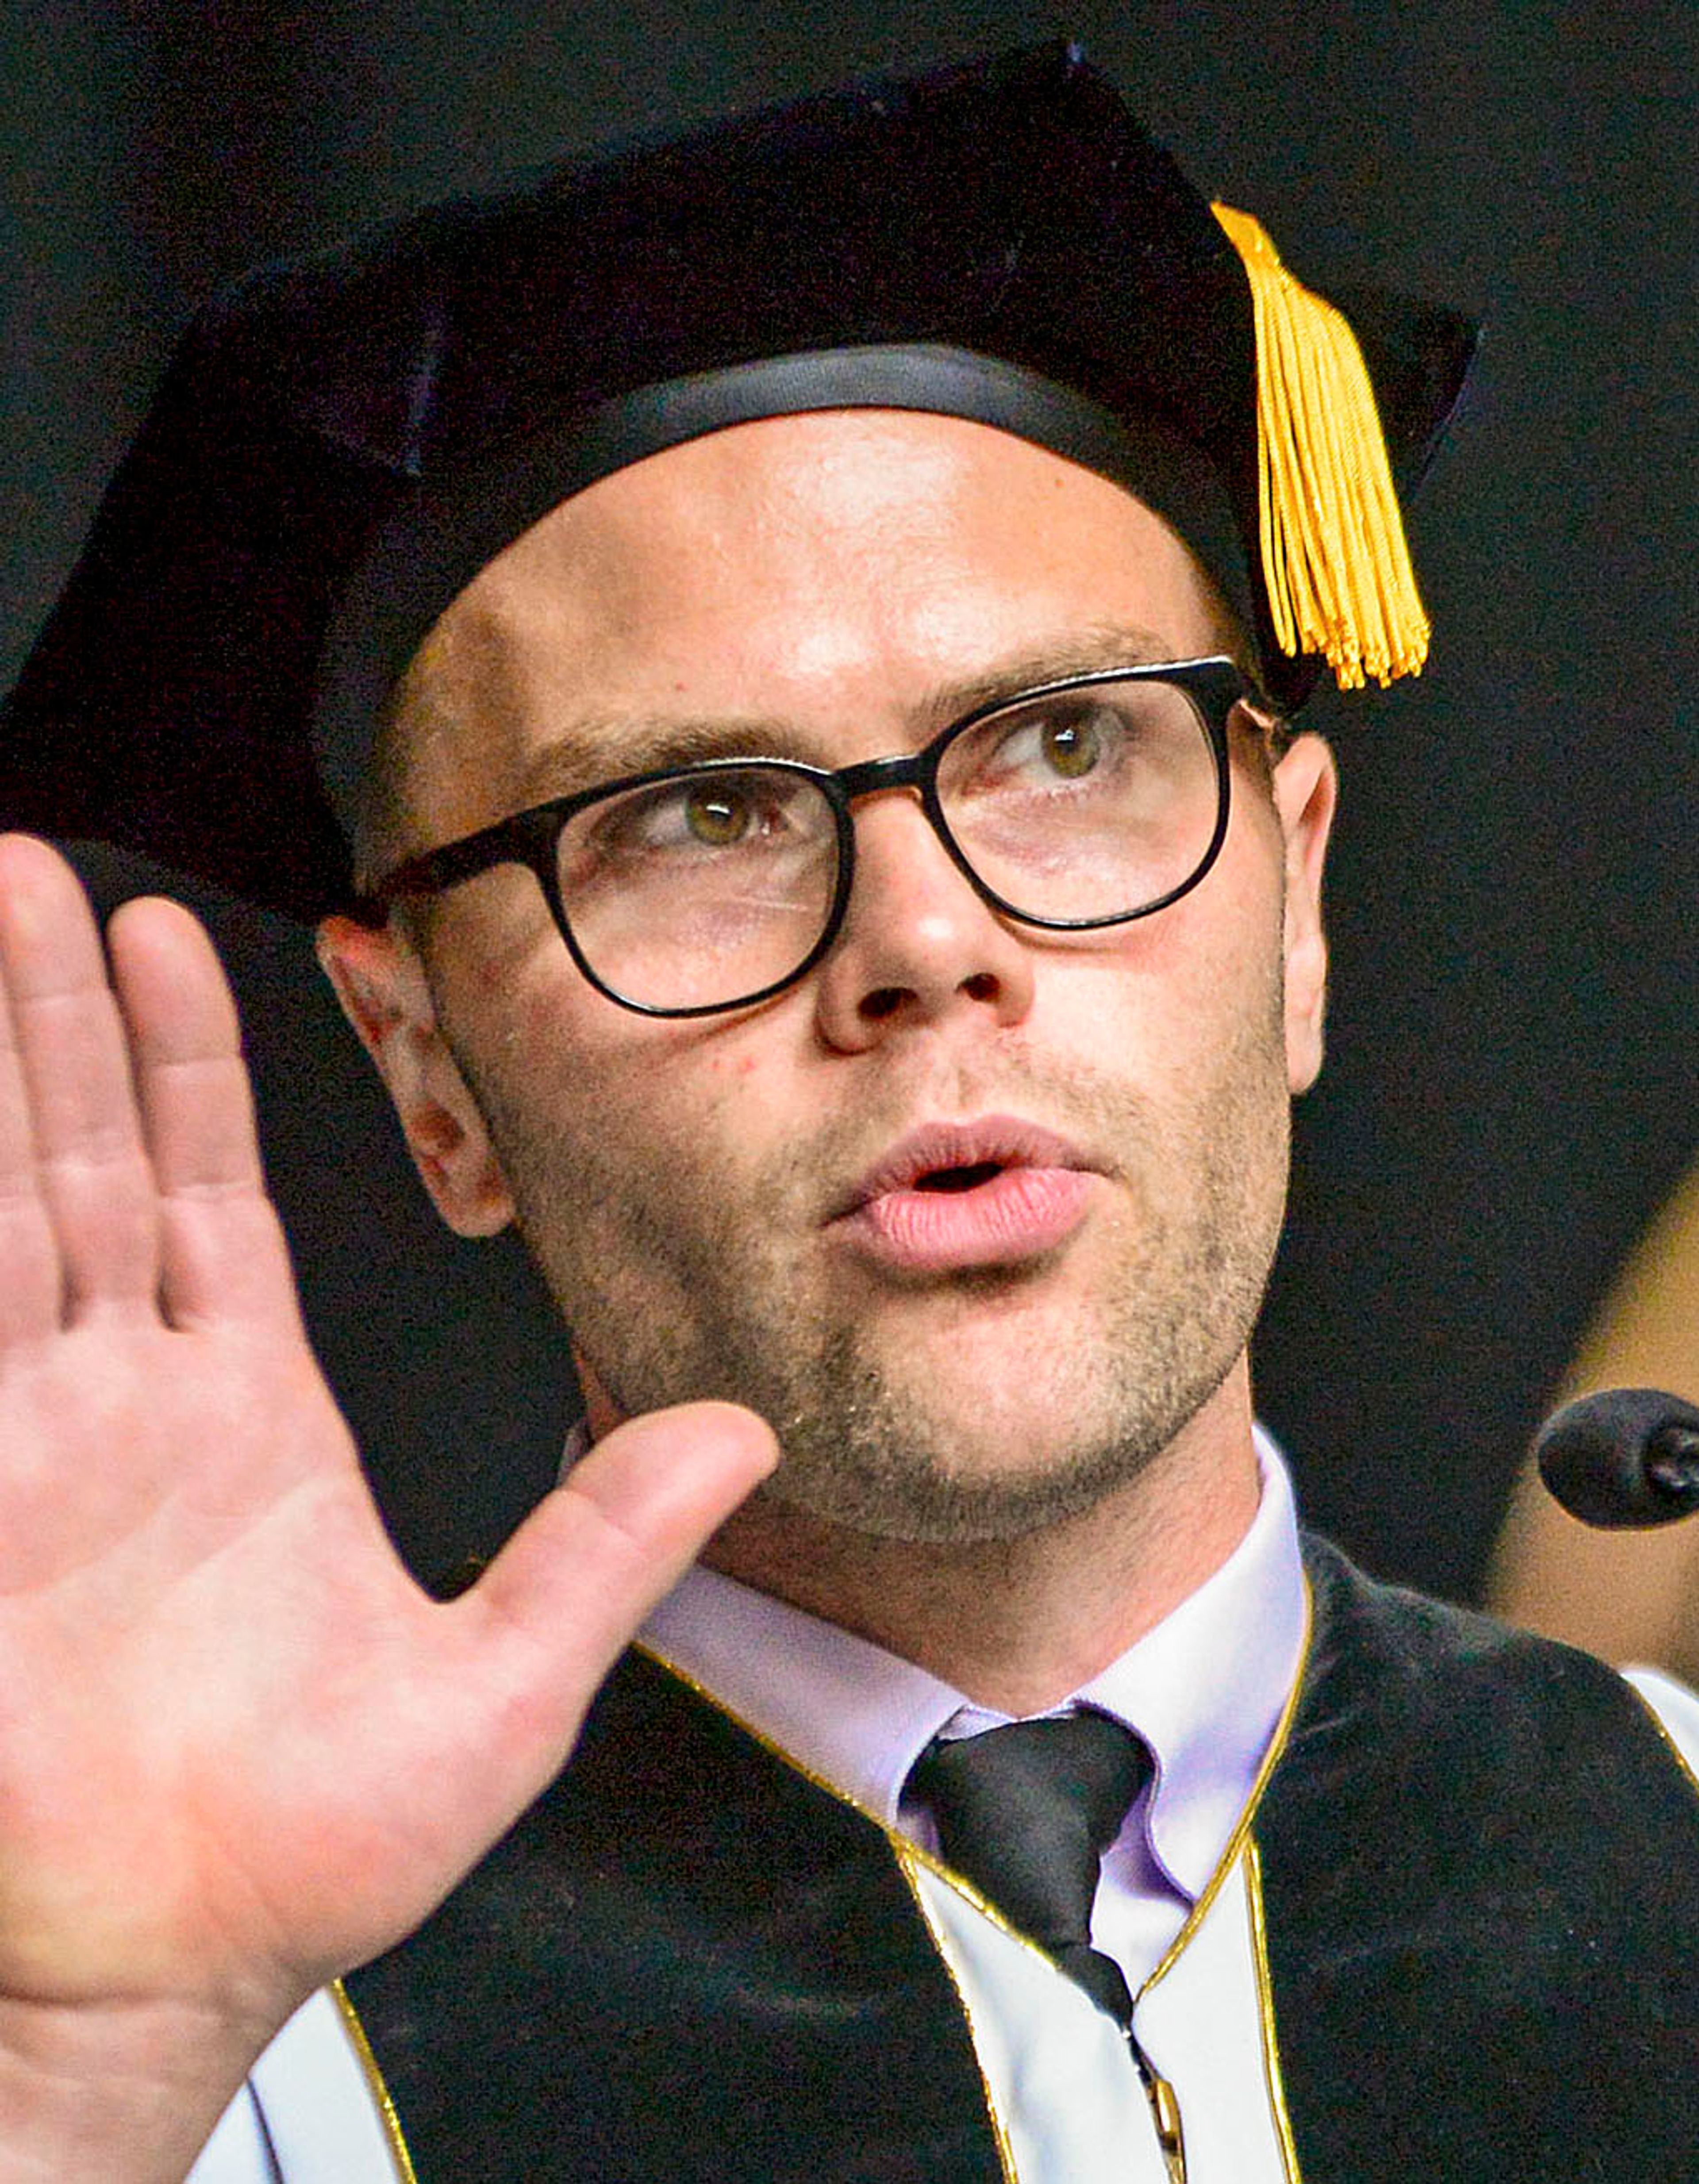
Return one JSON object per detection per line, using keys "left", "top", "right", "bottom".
{"left": 354, "top": 411, "right": 1333, "bottom": 1545}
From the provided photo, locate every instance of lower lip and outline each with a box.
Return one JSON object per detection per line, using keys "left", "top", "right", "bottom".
{"left": 835, "top": 1166, "right": 1096, "bottom": 1274}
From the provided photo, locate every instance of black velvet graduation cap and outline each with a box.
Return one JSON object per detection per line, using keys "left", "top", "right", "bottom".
{"left": 1, "top": 41, "right": 1476, "bottom": 921}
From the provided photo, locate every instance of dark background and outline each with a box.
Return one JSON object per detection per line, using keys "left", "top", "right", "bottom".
{"left": 7, "top": 1, "right": 1696, "bottom": 1601}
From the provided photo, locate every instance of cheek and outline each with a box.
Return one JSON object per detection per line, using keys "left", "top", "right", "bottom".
{"left": 477, "top": 968, "right": 780, "bottom": 1208}
{"left": 1043, "top": 859, "right": 1288, "bottom": 1071}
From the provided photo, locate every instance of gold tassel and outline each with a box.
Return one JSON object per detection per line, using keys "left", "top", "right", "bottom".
{"left": 1212, "top": 202, "right": 1430, "bottom": 690}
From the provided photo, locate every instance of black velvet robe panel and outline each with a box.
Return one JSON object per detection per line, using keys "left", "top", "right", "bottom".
{"left": 346, "top": 1538, "right": 1699, "bottom": 2180}
{"left": 346, "top": 1645, "right": 1007, "bottom": 2181}
{"left": 1259, "top": 1542, "right": 1699, "bottom": 2180}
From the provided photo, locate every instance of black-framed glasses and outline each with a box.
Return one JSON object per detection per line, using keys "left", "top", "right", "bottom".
{"left": 369, "top": 658, "right": 1247, "bottom": 1018}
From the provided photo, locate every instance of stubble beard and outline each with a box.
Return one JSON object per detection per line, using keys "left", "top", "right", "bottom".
{"left": 454, "top": 994, "right": 1293, "bottom": 1549}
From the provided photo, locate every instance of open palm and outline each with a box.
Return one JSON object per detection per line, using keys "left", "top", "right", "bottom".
{"left": 0, "top": 837, "right": 773, "bottom": 2173}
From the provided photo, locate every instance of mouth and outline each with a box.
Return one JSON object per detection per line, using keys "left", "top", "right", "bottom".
{"left": 830, "top": 1117, "right": 1099, "bottom": 1274}
{"left": 911, "top": 1161, "right": 1007, "bottom": 1194}
{"left": 841, "top": 1117, "right": 1092, "bottom": 1209}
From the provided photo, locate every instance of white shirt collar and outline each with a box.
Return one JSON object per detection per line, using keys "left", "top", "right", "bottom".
{"left": 638, "top": 1426, "right": 1307, "bottom": 1905}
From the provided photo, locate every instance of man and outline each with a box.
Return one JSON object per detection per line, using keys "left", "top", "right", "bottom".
{"left": 1, "top": 42, "right": 1696, "bottom": 2184}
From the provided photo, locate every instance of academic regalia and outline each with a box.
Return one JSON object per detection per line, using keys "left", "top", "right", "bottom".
{"left": 18, "top": 44, "right": 1633, "bottom": 2184}
{"left": 0, "top": 41, "right": 1474, "bottom": 919}
{"left": 189, "top": 1538, "right": 1699, "bottom": 2182}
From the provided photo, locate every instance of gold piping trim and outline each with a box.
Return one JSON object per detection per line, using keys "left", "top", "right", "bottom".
{"left": 330, "top": 1976, "right": 420, "bottom": 2184}
{"left": 1243, "top": 1837, "right": 1304, "bottom": 2184}
{"left": 1626, "top": 1676, "right": 1699, "bottom": 1800}
{"left": 635, "top": 1641, "right": 1063, "bottom": 2156}
{"left": 636, "top": 1639, "right": 923, "bottom": 1832}
{"left": 634, "top": 1642, "right": 1062, "bottom": 1969}
{"left": 1141, "top": 1573, "right": 1315, "bottom": 1995}
{"left": 894, "top": 1841, "right": 1021, "bottom": 2184}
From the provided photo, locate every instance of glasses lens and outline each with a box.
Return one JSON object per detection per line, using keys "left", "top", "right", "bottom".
{"left": 556, "top": 764, "right": 840, "bottom": 1011}
{"left": 937, "top": 677, "right": 1222, "bottom": 923}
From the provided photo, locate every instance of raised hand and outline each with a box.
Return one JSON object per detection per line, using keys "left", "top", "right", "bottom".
{"left": 0, "top": 837, "right": 775, "bottom": 2179}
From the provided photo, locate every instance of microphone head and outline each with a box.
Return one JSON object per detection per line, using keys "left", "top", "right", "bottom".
{"left": 1534, "top": 1387, "right": 1699, "bottom": 1529}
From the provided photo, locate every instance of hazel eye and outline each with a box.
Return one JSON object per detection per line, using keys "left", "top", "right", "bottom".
{"left": 1040, "top": 714, "right": 1103, "bottom": 778}
{"left": 684, "top": 785, "right": 752, "bottom": 845}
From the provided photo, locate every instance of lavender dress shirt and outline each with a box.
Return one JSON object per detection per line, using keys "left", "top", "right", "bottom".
{"left": 640, "top": 1424, "right": 1307, "bottom": 1996}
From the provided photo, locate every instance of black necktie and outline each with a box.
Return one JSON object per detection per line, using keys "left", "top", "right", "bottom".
{"left": 906, "top": 1712, "right": 1152, "bottom": 2027}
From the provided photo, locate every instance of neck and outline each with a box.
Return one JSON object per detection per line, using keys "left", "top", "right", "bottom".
{"left": 699, "top": 1376, "right": 1261, "bottom": 1714}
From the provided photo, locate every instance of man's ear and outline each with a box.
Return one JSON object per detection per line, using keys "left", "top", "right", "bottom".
{"left": 1271, "top": 732, "right": 1338, "bottom": 1096}
{"left": 316, "top": 913, "right": 515, "bottom": 1238}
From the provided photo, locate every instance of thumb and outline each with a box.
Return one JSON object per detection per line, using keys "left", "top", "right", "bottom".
{"left": 450, "top": 1400, "right": 777, "bottom": 1786}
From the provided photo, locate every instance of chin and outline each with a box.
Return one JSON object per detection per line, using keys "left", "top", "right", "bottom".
{"left": 749, "top": 1313, "right": 1249, "bottom": 1546}
{"left": 757, "top": 1411, "right": 1171, "bottom": 1547}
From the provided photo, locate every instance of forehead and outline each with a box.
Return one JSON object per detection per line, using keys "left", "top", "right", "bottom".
{"left": 384, "top": 410, "right": 1229, "bottom": 842}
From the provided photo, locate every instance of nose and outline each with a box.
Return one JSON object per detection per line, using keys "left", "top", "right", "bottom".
{"left": 811, "top": 789, "right": 1036, "bottom": 1051}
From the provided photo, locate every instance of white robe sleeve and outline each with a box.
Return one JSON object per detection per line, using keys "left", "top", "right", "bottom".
{"left": 1623, "top": 1664, "right": 1699, "bottom": 1778}
{"left": 185, "top": 2080, "right": 281, "bottom": 2184}
{"left": 187, "top": 1988, "right": 405, "bottom": 2184}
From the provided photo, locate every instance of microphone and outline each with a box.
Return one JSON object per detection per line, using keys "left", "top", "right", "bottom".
{"left": 1534, "top": 1388, "right": 1699, "bottom": 1528}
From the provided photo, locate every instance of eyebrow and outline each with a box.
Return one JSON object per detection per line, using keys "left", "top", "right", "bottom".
{"left": 510, "top": 623, "right": 1194, "bottom": 805}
